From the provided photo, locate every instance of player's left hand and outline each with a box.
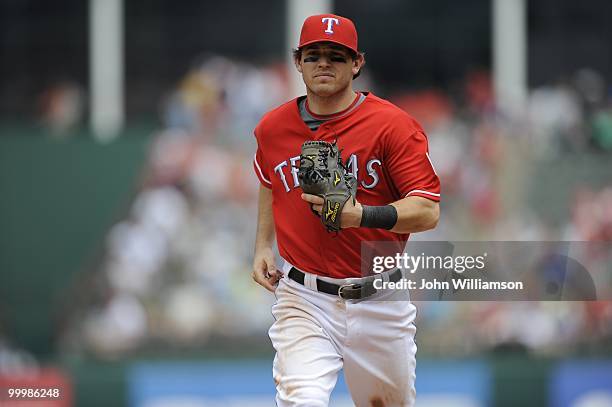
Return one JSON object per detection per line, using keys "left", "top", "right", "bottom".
{"left": 301, "top": 193, "right": 363, "bottom": 229}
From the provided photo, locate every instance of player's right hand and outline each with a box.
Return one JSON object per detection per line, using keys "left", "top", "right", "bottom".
{"left": 252, "top": 247, "right": 282, "bottom": 292}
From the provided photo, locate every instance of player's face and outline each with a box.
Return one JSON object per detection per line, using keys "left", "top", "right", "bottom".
{"left": 296, "top": 43, "right": 363, "bottom": 98}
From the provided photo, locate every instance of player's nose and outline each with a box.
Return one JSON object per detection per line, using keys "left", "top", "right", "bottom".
{"left": 317, "top": 56, "right": 332, "bottom": 67}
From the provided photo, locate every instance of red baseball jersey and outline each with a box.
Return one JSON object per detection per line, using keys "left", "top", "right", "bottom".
{"left": 253, "top": 92, "right": 440, "bottom": 278}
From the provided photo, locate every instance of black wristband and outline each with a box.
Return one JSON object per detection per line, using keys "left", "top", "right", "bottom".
{"left": 360, "top": 205, "right": 398, "bottom": 230}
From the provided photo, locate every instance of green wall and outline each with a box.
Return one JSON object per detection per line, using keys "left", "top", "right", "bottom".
{"left": 0, "top": 129, "right": 151, "bottom": 356}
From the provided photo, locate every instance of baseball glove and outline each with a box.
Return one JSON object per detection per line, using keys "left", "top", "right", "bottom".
{"left": 297, "top": 140, "right": 357, "bottom": 232}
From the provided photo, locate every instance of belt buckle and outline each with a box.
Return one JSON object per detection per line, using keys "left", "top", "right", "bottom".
{"left": 338, "top": 283, "right": 362, "bottom": 300}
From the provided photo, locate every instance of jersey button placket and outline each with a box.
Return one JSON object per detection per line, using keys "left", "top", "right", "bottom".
{"left": 316, "top": 124, "right": 330, "bottom": 142}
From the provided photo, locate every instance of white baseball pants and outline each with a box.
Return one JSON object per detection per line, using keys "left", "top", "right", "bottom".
{"left": 269, "top": 266, "right": 417, "bottom": 407}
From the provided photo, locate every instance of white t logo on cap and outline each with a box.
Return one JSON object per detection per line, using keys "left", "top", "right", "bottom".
{"left": 322, "top": 17, "right": 339, "bottom": 34}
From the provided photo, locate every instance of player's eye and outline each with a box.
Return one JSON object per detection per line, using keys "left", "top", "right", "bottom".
{"left": 303, "top": 53, "right": 347, "bottom": 63}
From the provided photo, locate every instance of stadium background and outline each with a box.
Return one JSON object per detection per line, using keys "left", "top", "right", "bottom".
{"left": 1, "top": 0, "right": 612, "bottom": 405}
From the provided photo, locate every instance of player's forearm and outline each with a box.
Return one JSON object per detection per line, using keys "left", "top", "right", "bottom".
{"left": 338, "top": 195, "right": 439, "bottom": 232}
{"left": 389, "top": 196, "right": 439, "bottom": 234}
{"left": 255, "top": 185, "right": 276, "bottom": 251}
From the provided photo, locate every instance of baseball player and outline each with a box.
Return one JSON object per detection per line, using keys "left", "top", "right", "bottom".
{"left": 251, "top": 14, "right": 440, "bottom": 407}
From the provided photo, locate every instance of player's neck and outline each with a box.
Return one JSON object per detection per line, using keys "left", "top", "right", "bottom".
{"left": 306, "top": 87, "right": 357, "bottom": 116}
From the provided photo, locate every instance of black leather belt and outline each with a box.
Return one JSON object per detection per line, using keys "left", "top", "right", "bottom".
{"left": 288, "top": 267, "right": 403, "bottom": 300}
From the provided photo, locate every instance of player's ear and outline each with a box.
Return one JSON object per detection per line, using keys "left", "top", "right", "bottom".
{"left": 352, "top": 53, "right": 365, "bottom": 76}
{"left": 292, "top": 48, "right": 303, "bottom": 73}
{"left": 295, "top": 58, "right": 303, "bottom": 74}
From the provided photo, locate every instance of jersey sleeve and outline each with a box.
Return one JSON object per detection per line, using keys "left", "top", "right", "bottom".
{"left": 252, "top": 126, "right": 272, "bottom": 189}
{"left": 384, "top": 114, "right": 441, "bottom": 202}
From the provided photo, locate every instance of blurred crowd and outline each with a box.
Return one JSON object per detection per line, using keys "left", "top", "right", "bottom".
{"left": 61, "top": 57, "right": 612, "bottom": 358}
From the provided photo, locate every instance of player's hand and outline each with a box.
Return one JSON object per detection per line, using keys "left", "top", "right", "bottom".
{"left": 301, "top": 193, "right": 363, "bottom": 229}
{"left": 252, "top": 246, "right": 282, "bottom": 292}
